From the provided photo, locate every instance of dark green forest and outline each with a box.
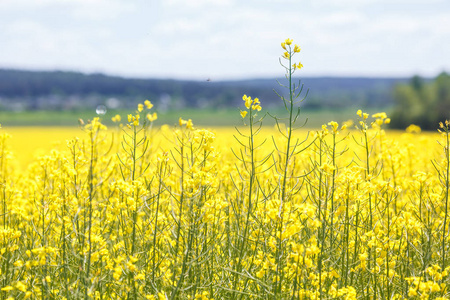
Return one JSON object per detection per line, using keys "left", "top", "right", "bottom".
{"left": 0, "top": 69, "right": 406, "bottom": 111}
{"left": 390, "top": 72, "right": 450, "bottom": 130}
{"left": 2, "top": 68, "right": 450, "bottom": 129}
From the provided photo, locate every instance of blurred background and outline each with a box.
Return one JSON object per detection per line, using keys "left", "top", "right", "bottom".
{"left": 0, "top": 0, "right": 449, "bottom": 129}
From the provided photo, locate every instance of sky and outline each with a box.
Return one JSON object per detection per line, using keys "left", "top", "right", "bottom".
{"left": 1, "top": 0, "right": 449, "bottom": 80}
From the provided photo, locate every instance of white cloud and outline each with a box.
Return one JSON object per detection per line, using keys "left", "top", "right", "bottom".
{"left": 70, "top": 0, "right": 136, "bottom": 21}
{"left": 2, "top": 19, "right": 110, "bottom": 71}
{"left": 313, "top": 0, "right": 446, "bottom": 7}
{"left": 152, "top": 19, "right": 208, "bottom": 35}
{"left": 321, "top": 11, "right": 367, "bottom": 26}
{"left": 0, "top": 0, "right": 136, "bottom": 20}
{"left": 163, "top": 0, "right": 233, "bottom": 9}
{"left": 0, "top": 0, "right": 448, "bottom": 79}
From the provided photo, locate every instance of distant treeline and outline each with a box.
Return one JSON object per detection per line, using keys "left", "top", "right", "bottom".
{"left": 391, "top": 72, "right": 450, "bottom": 130}
{"left": 0, "top": 69, "right": 408, "bottom": 111}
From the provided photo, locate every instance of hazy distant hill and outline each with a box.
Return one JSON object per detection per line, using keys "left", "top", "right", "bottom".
{"left": 0, "top": 69, "right": 409, "bottom": 111}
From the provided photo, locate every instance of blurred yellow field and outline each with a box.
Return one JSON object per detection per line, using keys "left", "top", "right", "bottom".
{"left": 3, "top": 124, "right": 440, "bottom": 168}
{"left": 5, "top": 126, "right": 259, "bottom": 168}
{"left": 5, "top": 127, "right": 82, "bottom": 168}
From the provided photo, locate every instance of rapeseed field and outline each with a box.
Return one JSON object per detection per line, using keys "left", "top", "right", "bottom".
{"left": 0, "top": 39, "right": 449, "bottom": 299}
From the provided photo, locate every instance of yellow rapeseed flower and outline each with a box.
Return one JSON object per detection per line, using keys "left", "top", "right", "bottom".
{"left": 15, "top": 281, "right": 27, "bottom": 293}
{"left": 372, "top": 112, "right": 387, "bottom": 119}
{"left": 406, "top": 124, "right": 421, "bottom": 133}
{"left": 240, "top": 110, "right": 247, "bottom": 118}
{"left": 251, "top": 97, "right": 262, "bottom": 111}
{"left": 147, "top": 112, "right": 158, "bottom": 122}
{"left": 179, "top": 117, "right": 187, "bottom": 126}
{"left": 112, "top": 114, "right": 121, "bottom": 123}
{"left": 408, "top": 287, "right": 418, "bottom": 297}
{"left": 133, "top": 114, "right": 140, "bottom": 126}
{"left": 186, "top": 119, "right": 194, "bottom": 130}
{"left": 13, "top": 260, "right": 23, "bottom": 267}
{"left": 144, "top": 99, "right": 153, "bottom": 109}
{"left": 328, "top": 121, "right": 339, "bottom": 134}
{"left": 252, "top": 104, "right": 262, "bottom": 111}
{"left": 243, "top": 94, "right": 253, "bottom": 109}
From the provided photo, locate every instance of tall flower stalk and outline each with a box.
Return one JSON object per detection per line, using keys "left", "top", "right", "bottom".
{"left": 230, "top": 95, "right": 268, "bottom": 298}
{"left": 270, "top": 38, "right": 311, "bottom": 298}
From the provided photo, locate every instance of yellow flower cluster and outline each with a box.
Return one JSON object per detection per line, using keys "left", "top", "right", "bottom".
{"left": 240, "top": 94, "right": 262, "bottom": 119}
{"left": 119, "top": 101, "right": 158, "bottom": 128}
{"left": 179, "top": 117, "right": 194, "bottom": 129}
{"left": 0, "top": 111, "right": 448, "bottom": 299}
{"left": 372, "top": 112, "right": 391, "bottom": 127}
{"left": 127, "top": 113, "right": 140, "bottom": 126}
{"left": 111, "top": 114, "right": 121, "bottom": 123}
{"left": 281, "top": 38, "right": 303, "bottom": 70}
{"left": 406, "top": 124, "right": 422, "bottom": 133}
